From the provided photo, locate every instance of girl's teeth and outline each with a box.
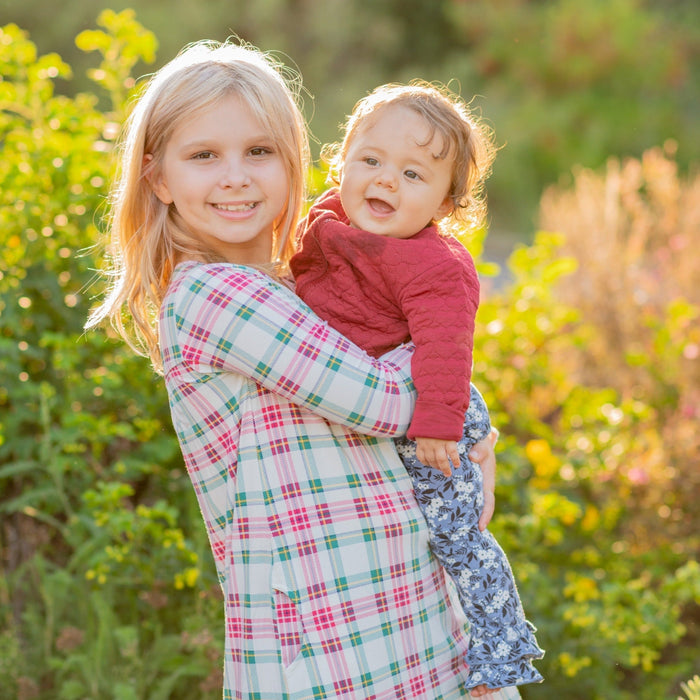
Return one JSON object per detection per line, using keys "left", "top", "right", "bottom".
{"left": 215, "top": 203, "right": 256, "bottom": 211}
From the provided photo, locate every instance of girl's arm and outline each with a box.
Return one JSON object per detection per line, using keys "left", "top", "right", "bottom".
{"left": 165, "top": 263, "right": 416, "bottom": 437}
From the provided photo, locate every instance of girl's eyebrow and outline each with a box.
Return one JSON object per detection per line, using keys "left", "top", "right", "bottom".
{"left": 178, "top": 131, "right": 276, "bottom": 149}
{"left": 178, "top": 140, "right": 215, "bottom": 150}
{"left": 244, "top": 132, "right": 276, "bottom": 143}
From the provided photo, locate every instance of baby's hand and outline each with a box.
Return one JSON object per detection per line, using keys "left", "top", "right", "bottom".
{"left": 414, "top": 437, "right": 460, "bottom": 477}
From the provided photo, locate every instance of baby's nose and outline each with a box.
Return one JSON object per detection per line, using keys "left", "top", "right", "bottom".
{"left": 375, "top": 169, "right": 397, "bottom": 190}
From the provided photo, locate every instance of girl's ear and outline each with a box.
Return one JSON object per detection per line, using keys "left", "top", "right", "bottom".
{"left": 143, "top": 154, "right": 173, "bottom": 204}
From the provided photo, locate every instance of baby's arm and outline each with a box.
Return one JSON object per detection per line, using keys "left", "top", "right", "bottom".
{"left": 169, "top": 264, "right": 416, "bottom": 437}
{"left": 413, "top": 382, "right": 492, "bottom": 475}
{"left": 400, "top": 248, "right": 480, "bottom": 442}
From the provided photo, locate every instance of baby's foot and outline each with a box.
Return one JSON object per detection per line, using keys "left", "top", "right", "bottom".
{"left": 470, "top": 684, "right": 501, "bottom": 698}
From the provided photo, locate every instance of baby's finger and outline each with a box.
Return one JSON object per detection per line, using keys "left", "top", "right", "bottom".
{"left": 435, "top": 451, "right": 452, "bottom": 477}
{"left": 447, "top": 445, "right": 460, "bottom": 469}
{"left": 417, "top": 449, "right": 437, "bottom": 472}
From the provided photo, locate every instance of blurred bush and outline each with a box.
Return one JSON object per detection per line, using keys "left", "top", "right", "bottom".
{"left": 3, "top": 0, "right": 699, "bottom": 235}
{"left": 471, "top": 149, "right": 699, "bottom": 697}
{"left": 0, "top": 12, "right": 222, "bottom": 700}
{"left": 0, "top": 10, "right": 698, "bottom": 700}
{"left": 539, "top": 145, "right": 699, "bottom": 551}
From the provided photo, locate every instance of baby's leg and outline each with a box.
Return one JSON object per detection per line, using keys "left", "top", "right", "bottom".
{"left": 395, "top": 399, "right": 543, "bottom": 691}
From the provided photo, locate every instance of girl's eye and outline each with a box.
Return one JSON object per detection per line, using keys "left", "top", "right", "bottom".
{"left": 192, "top": 151, "right": 215, "bottom": 160}
{"left": 250, "top": 147, "right": 272, "bottom": 157}
{"left": 405, "top": 170, "right": 421, "bottom": 181}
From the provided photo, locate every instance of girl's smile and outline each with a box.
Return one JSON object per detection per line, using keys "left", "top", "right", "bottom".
{"left": 150, "top": 94, "right": 289, "bottom": 264}
{"left": 213, "top": 202, "right": 258, "bottom": 213}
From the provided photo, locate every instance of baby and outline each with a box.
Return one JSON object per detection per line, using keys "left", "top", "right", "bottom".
{"left": 291, "top": 81, "right": 544, "bottom": 694}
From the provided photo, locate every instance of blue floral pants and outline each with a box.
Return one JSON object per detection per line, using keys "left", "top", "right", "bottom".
{"left": 395, "top": 384, "right": 544, "bottom": 691}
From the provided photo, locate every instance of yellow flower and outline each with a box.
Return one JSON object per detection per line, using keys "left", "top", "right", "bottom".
{"left": 526, "top": 439, "right": 560, "bottom": 478}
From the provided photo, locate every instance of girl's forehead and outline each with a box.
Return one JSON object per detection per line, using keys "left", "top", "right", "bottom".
{"left": 169, "top": 95, "right": 269, "bottom": 139}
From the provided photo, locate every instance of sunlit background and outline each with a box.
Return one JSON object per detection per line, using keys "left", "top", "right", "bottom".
{"left": 1, "top": 2, "right": 698, "bottom": 699}
{"left": 3, "top": 0, "right": 699, "bottom": 241}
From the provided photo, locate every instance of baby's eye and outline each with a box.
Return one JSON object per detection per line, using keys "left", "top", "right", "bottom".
{"left": 364, "top": 156, "right": 379, "bottom": 167}
{"left": 404, "top": 170, "right": 421, "bottom": 181}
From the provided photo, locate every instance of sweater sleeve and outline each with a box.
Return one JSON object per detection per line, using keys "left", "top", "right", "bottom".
{"left": 162, "top": 263, "right": 416, "bottom": 438}
{"left": 398, "top": 247, "right": 480, "bottom": 441}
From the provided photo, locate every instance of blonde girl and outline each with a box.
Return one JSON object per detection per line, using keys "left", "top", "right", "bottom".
{"left": 87, "top": 41, "right": 505, "bottom": 699}
{"left": 89, "top": 41, "right": 308, "bottom": 369}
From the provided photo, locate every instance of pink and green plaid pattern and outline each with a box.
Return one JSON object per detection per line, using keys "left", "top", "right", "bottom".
{"left": 160, "top": 262, "right": 499, "bottom": 699}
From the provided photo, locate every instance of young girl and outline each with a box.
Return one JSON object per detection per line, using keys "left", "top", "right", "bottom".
{"left": 85, "top": 41, "right": 514, "bottom": 699}
{"left": 291, "top": 83, "right": 544, "bottom": 693}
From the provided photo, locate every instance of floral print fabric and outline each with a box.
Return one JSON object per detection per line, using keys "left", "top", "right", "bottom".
{"left": 396, "top": 385, "right": 544, "bottom": 690}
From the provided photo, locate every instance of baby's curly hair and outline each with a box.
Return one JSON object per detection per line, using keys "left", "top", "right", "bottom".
{"left": 325, "top": 80, "right": 498, "bottom": 233}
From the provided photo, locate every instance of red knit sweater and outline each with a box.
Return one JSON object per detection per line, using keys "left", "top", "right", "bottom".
{"left": 291, "top": 189, "right": 480, "bottom": 441}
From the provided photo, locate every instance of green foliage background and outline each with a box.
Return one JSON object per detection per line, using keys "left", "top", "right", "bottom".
{"left": 0, "top": 6, "right": 698, "bottom": 700}
{"left": 2, "top": 0, "right": 699, "bottom": 237}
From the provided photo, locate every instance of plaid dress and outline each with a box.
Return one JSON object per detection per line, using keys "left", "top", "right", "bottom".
{"left": 159, "top": 262, "right": 521, "bottom": 699}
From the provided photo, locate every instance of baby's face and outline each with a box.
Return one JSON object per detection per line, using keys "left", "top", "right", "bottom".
{"left": 339, "top": 105, "right": 453, "bottom": 239}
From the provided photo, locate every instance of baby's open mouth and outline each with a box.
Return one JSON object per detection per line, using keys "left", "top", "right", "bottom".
{"left": 367, "top": 198, "right": 394, "bottom": 214}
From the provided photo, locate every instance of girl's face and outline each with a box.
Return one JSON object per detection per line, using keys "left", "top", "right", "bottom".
{"left": 339, "top": 105, "right": 453, "bottom": 239}
{"left": 151, "top": 94, "right": 289, "bottom": 264}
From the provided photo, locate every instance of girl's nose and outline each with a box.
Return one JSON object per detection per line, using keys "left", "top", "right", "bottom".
{"left": 220, "top": 158, "right": 251, "bottom": 189}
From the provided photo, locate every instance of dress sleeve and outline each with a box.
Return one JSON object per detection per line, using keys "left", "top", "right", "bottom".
{"left": 164, "top": 263, "right": 416, "bottom": 437}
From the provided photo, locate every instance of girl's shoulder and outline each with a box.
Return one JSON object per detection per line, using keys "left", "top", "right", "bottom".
{"left": 170, "top": 260, "right": 272, "bottom": 294}
{"left": 172, "top": 259, "right": 266, "bottom": 282}
{"left": 166, "top": 261, "right": 296, "bottom": 314}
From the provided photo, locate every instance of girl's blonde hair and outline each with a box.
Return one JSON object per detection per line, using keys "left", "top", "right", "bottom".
{"left": 86, "top": 40, "right": 310, "bottom": 372}
{"left": 325, "top": 80, "right": 497, "bottom": 234}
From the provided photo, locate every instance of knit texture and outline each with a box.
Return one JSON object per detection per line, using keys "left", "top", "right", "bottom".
{"left": 291, "top": 189, "right": 480, "bottom": 441}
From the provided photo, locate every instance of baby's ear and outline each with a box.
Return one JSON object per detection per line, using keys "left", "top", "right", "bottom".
{"left": 435, "top": 195, "right": 454, "bottom": 221}
{"left": 143, "top": 154, "right": 173, "bottom": 204}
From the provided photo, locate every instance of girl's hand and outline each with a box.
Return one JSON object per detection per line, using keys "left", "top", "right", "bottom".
{"left": 415, "top": 437, "right": 460, "bottom": 477}
{"left": 468, "top": 427, "right": 499, "bottom": 531}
